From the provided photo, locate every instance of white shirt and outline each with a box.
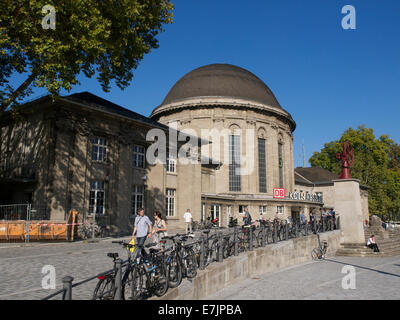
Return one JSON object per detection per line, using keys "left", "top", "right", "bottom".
{"left": 367, "top": 237, "right": 375, "bottom": 245}
{"left": 183, "top": 211, "right": 192, "bottom": 223}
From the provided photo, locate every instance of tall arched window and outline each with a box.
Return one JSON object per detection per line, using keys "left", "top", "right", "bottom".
{"left": 229, "top": 124, "right": 241, "bottom": 192}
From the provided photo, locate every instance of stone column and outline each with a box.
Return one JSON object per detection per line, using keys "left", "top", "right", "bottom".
{"left": 333, "top": 179, "right": 365, "bottom": 244}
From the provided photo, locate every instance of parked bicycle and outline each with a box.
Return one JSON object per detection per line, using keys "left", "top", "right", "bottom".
{"left": 311, "top": 234, "right": 328, "bottom": 260}
{"left": 77, "top": 221, "right": 107, "bottom": 239}
{"left": 127, "top": 242, "right": 169, "bottom": 299}
{"left": 92, "top": 240, "right": 135, "bottom": 300}
{"left": 162, "top": 233, "right": 198, "bottom": 288}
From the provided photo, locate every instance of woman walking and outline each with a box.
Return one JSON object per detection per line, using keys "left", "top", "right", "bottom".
{"left": 151, "top": 211, "right": 168, "bottom": 249}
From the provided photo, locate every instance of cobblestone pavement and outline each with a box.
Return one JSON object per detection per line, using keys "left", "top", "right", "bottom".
{"left": 0, "top": 228, "right": 190, "bottom": 300}
{"left": 0, "top": 237, "right": 136, "bottom": 300}
{"left": 205, "top": 255, "right": 400, "bottom": 300}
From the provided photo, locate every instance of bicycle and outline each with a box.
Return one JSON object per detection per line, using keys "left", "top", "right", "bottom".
{"left": 311, "top": 234, "right": 328, "bottom": 261}
{"left": 77, "top": 221, "right": 106, "bottom": 239}
{"left": 162, "top": 233, "right": 198, "bottom": 288}
{"left": 255, "top": 220, "right": 274, "bottom": 247}
{"left": 128, "top": 242, "right": 169, "bottom": 299}
{"left": 92, "top": 240, "right": 135, "bottom": 300}
{"left": 192, "top": 230, "right": 218, "bottom": 268}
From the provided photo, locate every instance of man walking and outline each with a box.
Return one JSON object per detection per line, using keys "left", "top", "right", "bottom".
{"left": 243, "top": 207, "right": 252, "bottom": 226}
{"left": 184, "top": 209, "right": 193, "bottom": 234}
{"left": 132, "top": 208, "right": 152, "bottom": 257}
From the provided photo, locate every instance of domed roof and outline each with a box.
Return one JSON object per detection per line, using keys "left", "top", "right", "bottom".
{"left": 159, "top": 64, "right": 282, "bottom": 108}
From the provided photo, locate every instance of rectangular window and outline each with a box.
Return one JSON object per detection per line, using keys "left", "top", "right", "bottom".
{"left": 258, "top": 138, "right": 267, "bottom": 193}
{"left": 201, "top": 203, "right": 206, "bottom": 222}
{"left": 229, "top": 135, "right": 241, "bottom": 192}
{"left": 166, "top": 152, "right": 176, "bottom": 173}
{"left": 166, "top": 189, "right": 176, "bottom": 217}
{"left": 226, "top": 205, "right": 232, "bottom": 225}
{"left": 132, "top": 185, "right": 144, "bottom": 215}
{"left": 91, "top": 137, "right": 107, "bottom": 162}
{"left": 277, "top": 206, "right": 284, "bottom": 214}
{"left": 89, "top": 181, "right": 105, "bottom": 215}
{"left": 238, "top": 205, "right": 248, "bottom": 214}
{"left": 278, "top": 143, "right": 283, "bottom": 188}
{"left": 133, "top": 145, "right": 145, "bottom": 168}
{"left": 259, "top": 205, "right": 267, "bottom": 214}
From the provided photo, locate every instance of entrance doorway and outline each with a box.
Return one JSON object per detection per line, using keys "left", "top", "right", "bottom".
{"left": 210, "top": 204, "right": 221, "bottom": 227}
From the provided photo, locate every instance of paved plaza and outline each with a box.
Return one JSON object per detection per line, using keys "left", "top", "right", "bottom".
{"left": 206, "top": 255, "right": 400, "bottom": 300}
{"left": 0, "top": 237, "right": 137, "bottom": 300}
{"left": 1, "top": 235, "right": 399, "bottom": 300}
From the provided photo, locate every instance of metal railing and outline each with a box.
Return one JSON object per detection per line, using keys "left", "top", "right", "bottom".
{"left": 40, "top": 216, "right": 340, "bottom": 300}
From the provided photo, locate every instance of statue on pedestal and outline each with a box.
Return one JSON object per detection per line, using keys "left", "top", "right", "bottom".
{"left": 336, "top": 141, "right": 354, "bottom": 179}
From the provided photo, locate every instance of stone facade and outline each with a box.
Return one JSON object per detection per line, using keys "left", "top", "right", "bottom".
{"left": 0, "top": 94, "right": 203, "bottom": 234}
{"left": 1, "top": 64, "right": 369, "bottom": 234}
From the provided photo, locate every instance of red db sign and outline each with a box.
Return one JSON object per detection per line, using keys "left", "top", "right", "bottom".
{"left": 273, "top": 188, "right": 285, "bottom": 199}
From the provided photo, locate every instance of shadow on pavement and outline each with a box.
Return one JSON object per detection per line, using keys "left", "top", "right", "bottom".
{"left": 325, "top": 258, "right": 400, "bottom": 279}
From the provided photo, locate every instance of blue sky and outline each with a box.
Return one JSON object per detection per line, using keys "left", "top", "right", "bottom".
{"left": 10, "top": 0, "right": 400, "bottom": 167}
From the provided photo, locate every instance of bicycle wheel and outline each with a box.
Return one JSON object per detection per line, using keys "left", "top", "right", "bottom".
{"left": 122, "top": 266, "right": 143, "bottom": 300}
{"left": 185, "top": 248, "right": 198, "bottom": 279}
{"left": 311, "top": 248, "right": 322, "bottom": 261}
{"left": 167, "top": 254, "right": 182, "bottom": 288}
{"left": 153, "top": 261, "right": 169, "bottom": 297}
{"left": 92, "top": 276, "right": 115, "bottom": 300}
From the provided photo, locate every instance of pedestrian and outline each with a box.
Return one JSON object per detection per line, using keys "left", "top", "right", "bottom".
{"left": 184, "top": 209, "right": 193, "bottom": 234}
{"left": 300, "top": 212, "right": 306, "bottom": 224}
{"left": 151, "top": 211, "right": 168, "bottom": 249}
{"left": 131, "top": 208, "right": 152, "bottom": 258}
{"left": 243, "top": 207, "right": 252, "bottom": 226}
{"left": 366, "top": 235, "right": 380, "bottom": 253}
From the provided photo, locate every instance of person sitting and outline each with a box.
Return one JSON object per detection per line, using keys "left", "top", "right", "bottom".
{"left": 366, "top": 235, "right": 380, "bottom": 253}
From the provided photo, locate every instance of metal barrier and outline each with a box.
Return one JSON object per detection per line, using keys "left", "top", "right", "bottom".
{"left": 40, "top": 218, "right": 340, "bottom": 300}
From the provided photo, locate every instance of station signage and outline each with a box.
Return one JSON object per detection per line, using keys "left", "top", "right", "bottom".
{"left": 273, "top": 188, "right": 323, "bottom": 203}
{"left": 287, "top": 191, "right": 323, "bottom": 203}
{"left": 273, "top": 188, "right": 285, "bottom": 199}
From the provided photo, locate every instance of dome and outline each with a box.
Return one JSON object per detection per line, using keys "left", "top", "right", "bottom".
{"left": 158, "top": 64, "right": 282, "bottom": 108}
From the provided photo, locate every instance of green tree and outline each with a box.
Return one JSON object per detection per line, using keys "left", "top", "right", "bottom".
{"left": 0, "top": 0, "right": 174, "bottom": 114}
{"left": 309, "top": 125, "right": 400, "bottom": 220}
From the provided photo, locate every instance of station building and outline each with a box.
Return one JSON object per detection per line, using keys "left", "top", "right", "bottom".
{"left": 0, "top": 64, "right": 369, "bottom": 232}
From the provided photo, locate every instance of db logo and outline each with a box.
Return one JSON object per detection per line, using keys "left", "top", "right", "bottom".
{"left": 273, "top": 188, "right": 285, "bottom": 199}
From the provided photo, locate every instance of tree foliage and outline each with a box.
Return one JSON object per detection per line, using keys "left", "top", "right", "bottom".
{"left": 309, "top": 125, "right": 400, "bottom": 220}
{"left": 0, "top": 0, "right": 174, "bottom": 114}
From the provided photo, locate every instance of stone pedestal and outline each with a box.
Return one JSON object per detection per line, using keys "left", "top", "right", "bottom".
{"left": 333, "top": 179, "right": 365, "bottom": 244}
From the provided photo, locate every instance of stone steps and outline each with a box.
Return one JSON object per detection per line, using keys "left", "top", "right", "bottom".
{"left": 336, "top": 224, "right": 400, "bottom": 257}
